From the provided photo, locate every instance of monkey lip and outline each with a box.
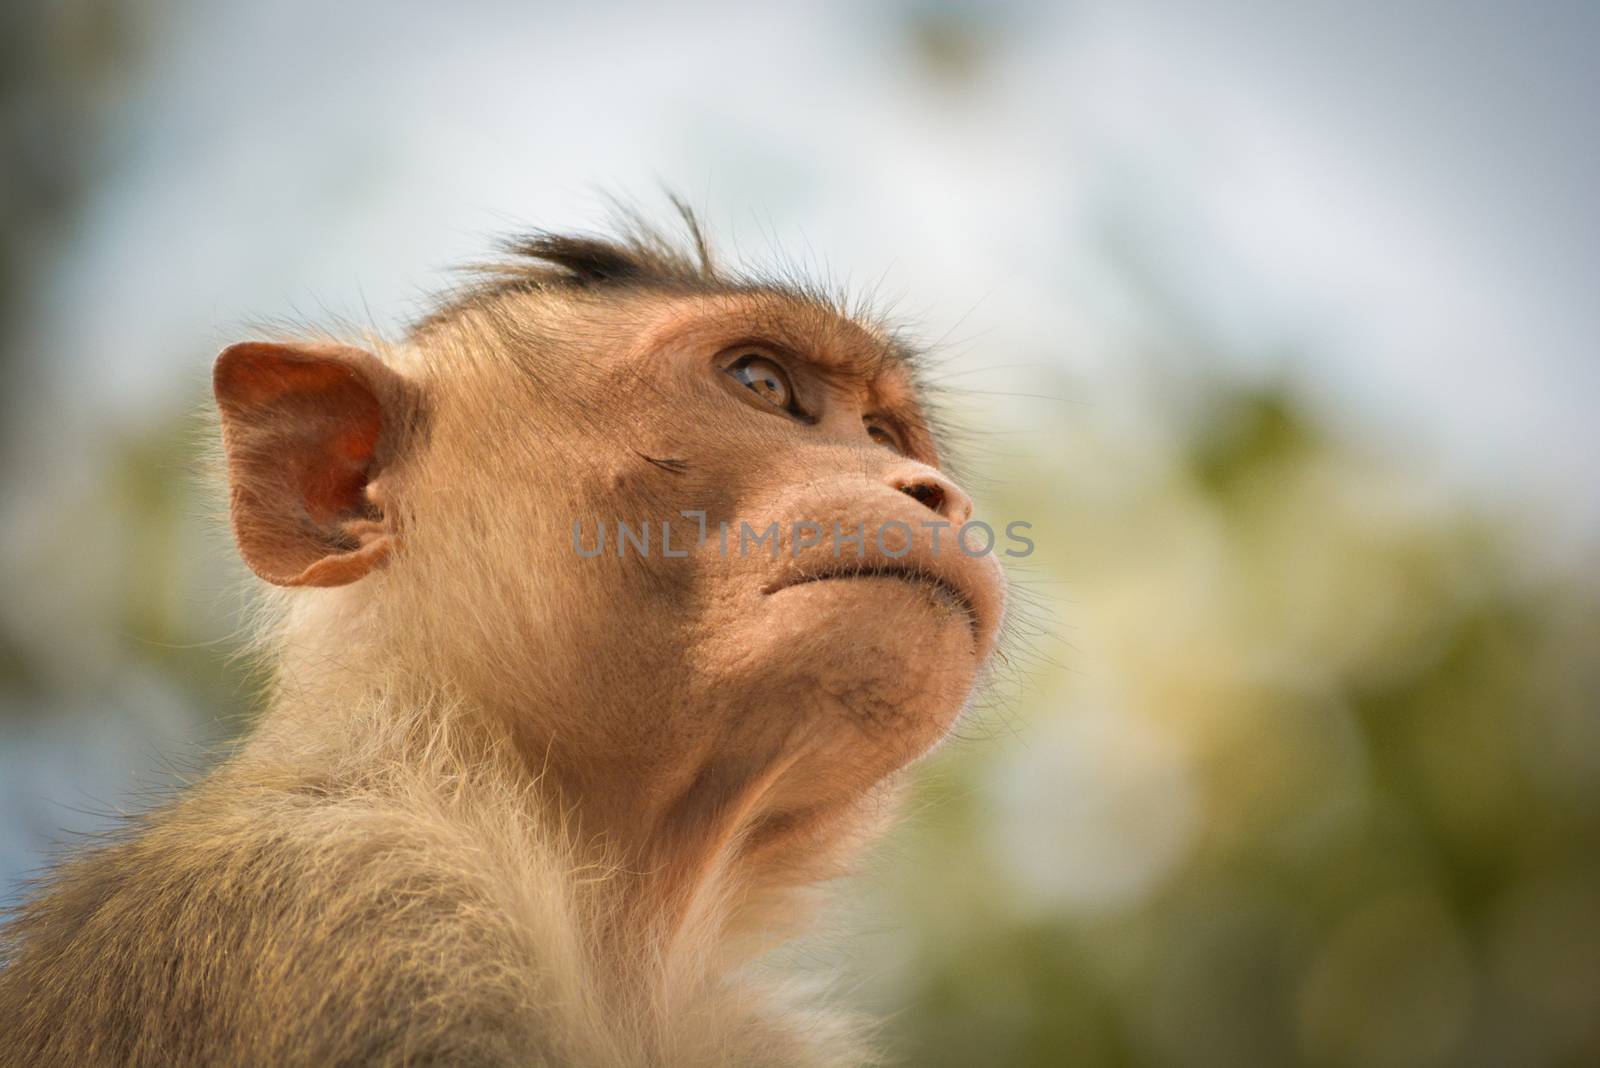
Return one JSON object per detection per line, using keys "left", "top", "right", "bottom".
{"left": 761, "top": 563, "right": 979, "bottom": 631}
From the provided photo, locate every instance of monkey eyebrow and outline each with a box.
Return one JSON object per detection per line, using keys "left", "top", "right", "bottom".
{"left": 637, "top": 452, "right": 690, "bottom": 475}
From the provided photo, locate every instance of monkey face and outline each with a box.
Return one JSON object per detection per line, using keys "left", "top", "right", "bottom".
{"left": 216, "top": 286, "right": 1006, "bottom": 842}
{"left": 484, "top": 293, "right": 1008, "bottom": 812}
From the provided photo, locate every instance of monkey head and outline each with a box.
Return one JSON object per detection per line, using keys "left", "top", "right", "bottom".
{"left": 213, "top": 235, "right": 1006, "bottom": 865}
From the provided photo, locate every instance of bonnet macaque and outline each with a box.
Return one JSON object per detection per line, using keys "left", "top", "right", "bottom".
{"left": 0, "top": 214, "right": 1005, "bottom": 1066}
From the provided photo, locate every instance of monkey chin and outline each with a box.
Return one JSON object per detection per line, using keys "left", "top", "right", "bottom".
{"left": 752, "top": 575, "right": 988, "bottom": 760}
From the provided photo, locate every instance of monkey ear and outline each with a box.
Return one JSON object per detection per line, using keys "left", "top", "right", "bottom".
{"left": 214, "top": 341, "right": 419, "bottom": 588}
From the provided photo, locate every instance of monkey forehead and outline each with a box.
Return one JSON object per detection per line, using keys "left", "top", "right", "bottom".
{"left": 624, "top": 291, "right": 923, "bottom": 396}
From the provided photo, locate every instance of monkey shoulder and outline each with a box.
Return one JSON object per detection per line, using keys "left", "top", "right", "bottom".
{"left": 0, "top": 776, "right": 554, "bottom": 1067}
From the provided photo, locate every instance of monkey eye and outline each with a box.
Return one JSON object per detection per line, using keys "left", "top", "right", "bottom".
{"left": 864, "top": 418, "right": 904, "bottom": 453}
{"left": 725, "top": 353, "right": 797, "bottom": 412}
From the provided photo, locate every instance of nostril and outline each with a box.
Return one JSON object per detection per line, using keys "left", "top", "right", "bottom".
{"left": 899, "top": 480, "right": 946, "bottom": 516}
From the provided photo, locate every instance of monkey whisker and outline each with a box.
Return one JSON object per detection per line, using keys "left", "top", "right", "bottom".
{"left": 636, "top": 451, "right": 690, "bottom": 474}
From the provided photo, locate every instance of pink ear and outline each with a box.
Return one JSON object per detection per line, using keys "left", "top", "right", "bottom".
{"left": 214, "top": 342, "right": 418, "bottom": 587}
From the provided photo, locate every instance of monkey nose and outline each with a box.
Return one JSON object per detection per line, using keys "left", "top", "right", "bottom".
{"left": 891, "top": 470, "right": 973, "bottom": 525}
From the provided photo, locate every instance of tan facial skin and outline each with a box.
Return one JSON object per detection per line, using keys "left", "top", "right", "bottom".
{"left": 0, "top": 242, "right": 1006, "bottom": 1067}
{"left": 497, "top": 294, "right": 1003, "bottom": 909}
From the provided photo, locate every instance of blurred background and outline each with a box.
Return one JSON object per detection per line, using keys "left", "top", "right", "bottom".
{"left": 3, "top": 1, "right": 1597, "bottom": 1064}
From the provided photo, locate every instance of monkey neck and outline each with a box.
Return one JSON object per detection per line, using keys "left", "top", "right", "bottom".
{"left": 525, "top": 724, "right": 886, "bottom": 957}
{"left": 250, "top": 648, "right": 882, "bottom": 984}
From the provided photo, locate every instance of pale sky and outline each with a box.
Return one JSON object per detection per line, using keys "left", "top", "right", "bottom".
{"left": 20, "top": 0, "right": 1600, "bottom": 538}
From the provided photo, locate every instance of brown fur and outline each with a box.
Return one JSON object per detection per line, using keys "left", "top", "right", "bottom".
{"left": 0, "top": 216, "right": 1004, "bottom": 1066}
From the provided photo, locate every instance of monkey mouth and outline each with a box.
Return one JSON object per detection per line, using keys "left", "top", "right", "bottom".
{"left": 762, "top": 563, "right": 978, "bottom": 631}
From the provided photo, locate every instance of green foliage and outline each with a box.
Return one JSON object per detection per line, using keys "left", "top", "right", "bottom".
{"left": 867, "top": 376, "right": 1600, "bottom": 1067}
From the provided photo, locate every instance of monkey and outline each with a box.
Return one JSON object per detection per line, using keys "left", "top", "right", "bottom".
{"left": 0, "top": 211, "right": 1006, "bottom": 1067}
